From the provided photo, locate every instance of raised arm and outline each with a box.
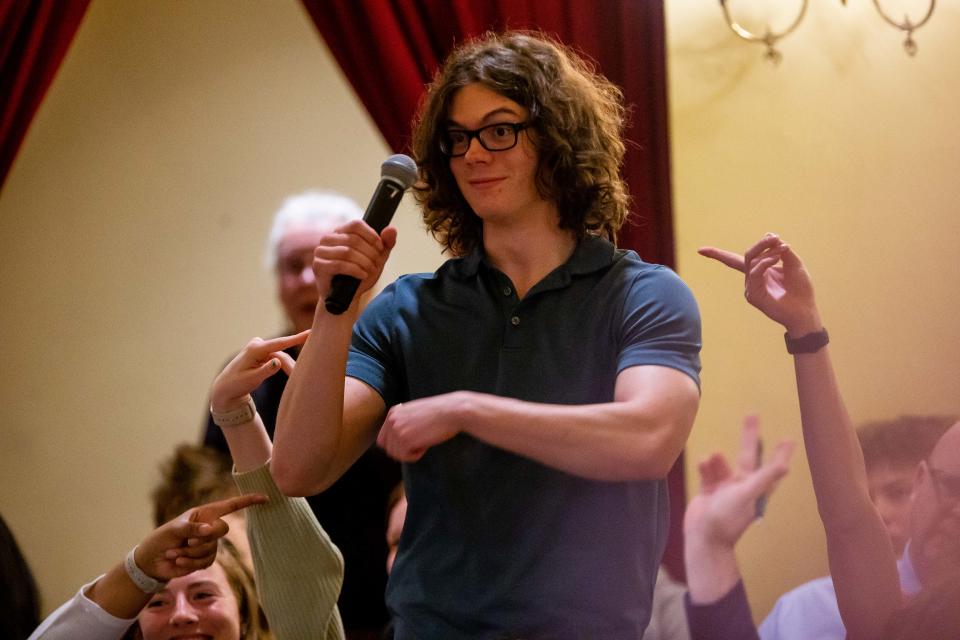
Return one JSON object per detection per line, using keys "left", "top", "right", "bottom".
{"left": 683, "top": 416, "right": 794, "bottom": 640}
{"left": 209, "top": 331, "right": 309, "bottom": 471}
{"left": 684, "top": 416, "right": 794, "bottom": 605}
{"left": 209, "top": 333, "right": 347, "bottom": 639}
{"left": 700, "top": 234, "right": 902, "bottom": 639}
{"left": 272, "top": 220, "right": 395, "bottom": 496}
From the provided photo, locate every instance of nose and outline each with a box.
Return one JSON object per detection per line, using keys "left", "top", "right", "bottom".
{"left": 462, "top": 136, "right": 491, "bottom": 163}
{"left": 298, "top": 264, "right": 315, "bottom": 286}
{"left": 170, "top": 593, "right": 199, "bottom": 627}
{"left": 875, "top": 497, "right": 896, "bottom": 524}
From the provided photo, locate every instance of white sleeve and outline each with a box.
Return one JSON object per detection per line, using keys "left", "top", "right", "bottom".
{"left": 27, "top": 577, "right": 136, "bottom": 640}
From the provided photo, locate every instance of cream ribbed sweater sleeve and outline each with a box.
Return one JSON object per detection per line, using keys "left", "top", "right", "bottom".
{"left": 234, "top": 462, "right": 345, "bottom": 640}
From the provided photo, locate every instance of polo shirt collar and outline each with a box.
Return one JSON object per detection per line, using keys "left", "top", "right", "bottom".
{"left": 900, "top": 541, "right": 922, "bottom": 596}
{"left": 451, "top": 234, "right": 617, "bottom": 280}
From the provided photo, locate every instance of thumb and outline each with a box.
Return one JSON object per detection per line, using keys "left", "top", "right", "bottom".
{"left": 166, "top": 516, "right": 212, "bottom": 542}
{"left": 232, "top": 359, "right": 282, "bottom": 396}
{"left": 254, "top": 357, "right": 283, "bottom": 382}
{"left": 779, "top": 245, "right": 804, "bottom": 269}
{"left": 381, "top": 226, "right": 398, "bottom": 251}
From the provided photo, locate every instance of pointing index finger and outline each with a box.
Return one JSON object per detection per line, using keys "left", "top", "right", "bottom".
{"left": 698, "top": 247, "right": 746, "bottom": 273}
{"left": 190, "top": 493, "right": 267, "bottom": 523}
{"left": 255, "top": 330, "right": 311, "bottom": 354}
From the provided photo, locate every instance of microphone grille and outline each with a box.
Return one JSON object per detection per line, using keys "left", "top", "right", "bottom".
{"left": 381, "top": 154, "right": 418, "bottom": 190}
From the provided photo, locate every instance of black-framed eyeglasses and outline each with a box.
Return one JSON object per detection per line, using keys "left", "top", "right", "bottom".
{"left": 928, "top": 465, "right": 960, "bottom": 504}
{"left": 438, "top": 122, "right": 532, "bottom": 157}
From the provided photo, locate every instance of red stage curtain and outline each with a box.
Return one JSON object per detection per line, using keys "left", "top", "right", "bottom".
{"left": 0, "top": 0, "right": 91, "bottom": 193}
{"left": 302, "top": 0, "right": 687, "bottom": 580}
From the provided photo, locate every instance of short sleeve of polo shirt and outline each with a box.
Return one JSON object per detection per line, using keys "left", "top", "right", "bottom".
{"left": 617, "top": 264, "right": 701, "bottom": 388}
{"left": 347, "top": 280, "right": 405, "bottom": 408}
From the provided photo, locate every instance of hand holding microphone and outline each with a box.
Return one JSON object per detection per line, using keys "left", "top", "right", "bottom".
{"left": 323, "top": 154, "right": 418, "bottom": 315}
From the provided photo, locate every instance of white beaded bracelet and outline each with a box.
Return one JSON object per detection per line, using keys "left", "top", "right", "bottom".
{"left": 124, "top": 545, "right": 167, "bottom": 594}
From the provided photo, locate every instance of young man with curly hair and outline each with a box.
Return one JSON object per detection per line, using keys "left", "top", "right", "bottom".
{"left": 272, "top": 32, "right": 701, "bottom": 639}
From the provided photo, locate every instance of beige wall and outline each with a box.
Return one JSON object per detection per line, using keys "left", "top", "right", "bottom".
{"left": 2, "top": 0, "right": 958, "bottom": 625}
{"left": 668, "top": 0, "right": 960, "bottom": 620}
{"left": 0, "top": 0, "right": 442, "bottom": 613}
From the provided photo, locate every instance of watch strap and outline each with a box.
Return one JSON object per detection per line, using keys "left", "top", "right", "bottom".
{"left": 784, "top": 328, "right": 829, "bottom": 354}
{"left": 210, "top": 395, "right": 257, "bottom": 427}
{"left": 124, "top": 545, "right": 167, "bottom": 594}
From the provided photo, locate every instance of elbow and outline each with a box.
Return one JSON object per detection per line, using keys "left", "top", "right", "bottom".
{"left": 646, "top": 451, "right": 681, "bottom": 480}
{"left": 596, "top": 442, "right": 679, "bottom": 482}
{"left": 270, "top": 457, "right": 324, "bottom": 497}
{"left": 633, "top": 449, "right": 680, "bottom": 481}
{"left": 620, "top": 434, "right": 685, "bottom": 481}
{"left": 818, "top": 499, "right": 881, "bottom": 537}
{"left": 617, "top": 397, "right": 697, "bottom": 481}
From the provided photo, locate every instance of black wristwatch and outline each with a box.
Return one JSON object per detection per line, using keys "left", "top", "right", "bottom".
{"left": 784, "top": 328, "right": 829, "bottom": 354}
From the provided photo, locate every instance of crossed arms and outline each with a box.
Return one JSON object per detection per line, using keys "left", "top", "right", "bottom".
{"left": 271, "top": 220, "right": 700, "bottom": 496}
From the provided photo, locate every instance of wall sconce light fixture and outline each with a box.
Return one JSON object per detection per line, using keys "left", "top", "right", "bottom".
{"left": 720, "top": 0, "right": 937, "bottom": 61}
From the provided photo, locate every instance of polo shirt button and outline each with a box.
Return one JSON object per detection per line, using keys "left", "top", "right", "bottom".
{"left": 510, "top": 316, "right": 520, "bottom": 326}
{"left": 502, "top": 286, "right": 512, "bottom": 296}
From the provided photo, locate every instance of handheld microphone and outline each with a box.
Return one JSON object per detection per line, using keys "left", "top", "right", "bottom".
{"left": 324, "top": 154, "right": 418, "bottom": 315}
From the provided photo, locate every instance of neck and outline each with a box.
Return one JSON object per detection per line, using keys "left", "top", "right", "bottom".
{"left": 482, "top": 211, "right": 576, "bottom": 299}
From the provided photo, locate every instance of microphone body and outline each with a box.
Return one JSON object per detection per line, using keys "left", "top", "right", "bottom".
{"left": 324, "top": 154, "right": 417, "bottom": 315}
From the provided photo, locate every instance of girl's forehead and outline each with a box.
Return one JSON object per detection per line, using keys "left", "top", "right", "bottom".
{"left": 165, "top": 562, "right": 231, "bottom": 592}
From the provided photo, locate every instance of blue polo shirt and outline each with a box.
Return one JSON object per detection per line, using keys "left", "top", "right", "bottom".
{"left": 347, "top": 235, "right": 701, "bottom": 639}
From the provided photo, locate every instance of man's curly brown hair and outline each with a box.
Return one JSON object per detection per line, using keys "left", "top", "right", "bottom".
{"left": 411, "top": 31, "right": 631, "bottom": 256}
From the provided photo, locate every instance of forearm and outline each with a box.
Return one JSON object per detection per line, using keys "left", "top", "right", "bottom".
{"left": 792, "top": 346, "right": 902, "bottom": 637}
{"left": 793, "top": 347, "right": 876, "bottom": 526}
{"left": 272, "top": 309, "right": 358, "bottom": 495}
{"left": 461, "top": 378, "right": 698, "bottom": 481}
{"left": 235, "top": 463, "right": 345, "bottom": 640}
{"left": 82, "top": 565, "right": 150, "bottom": 620}
{"left": 684, "top": 538, "right": 742, "bottom": 606}
{"left": 219, "top": 414, "right": 273, "bottom": 473}
{"left": 781, "top": 310, "right": 882, "bottom": 528}
{"left": 684, "top": 580, "right": 758, "bottom": 640}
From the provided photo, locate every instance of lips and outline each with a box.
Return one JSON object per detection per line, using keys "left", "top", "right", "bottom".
{"left": 466, "top": 177, "right": 506, "bottom": 189}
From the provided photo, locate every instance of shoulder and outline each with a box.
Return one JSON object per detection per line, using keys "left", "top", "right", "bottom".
{"left": 373, "top": 258, "right": 466, "bottom": 298}
{"left": 360, "top": 257, "right": 473, "bottom": 321}
{"left": 612, "top": 251, "right": 695, "bottom": 299}
{"left": 776, "top": 575, "right": 838, "bottom": 607}
{"left": 760, "top": 576, "right": 842, "bottom": 640}
{"left": 361, "top": 272, "right": 434, "bottom": 315}
{"left": 609, "top": 254, "right": 700, "bottom": 337}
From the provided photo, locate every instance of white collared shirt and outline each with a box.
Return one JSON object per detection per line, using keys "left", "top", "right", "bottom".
{"left": 759, "top": 544, "right": 920, "bottom": 640}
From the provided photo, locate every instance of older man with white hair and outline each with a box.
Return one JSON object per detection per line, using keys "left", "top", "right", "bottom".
{"left": 202, "top": 190, "right": 400, "bottom": 640}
